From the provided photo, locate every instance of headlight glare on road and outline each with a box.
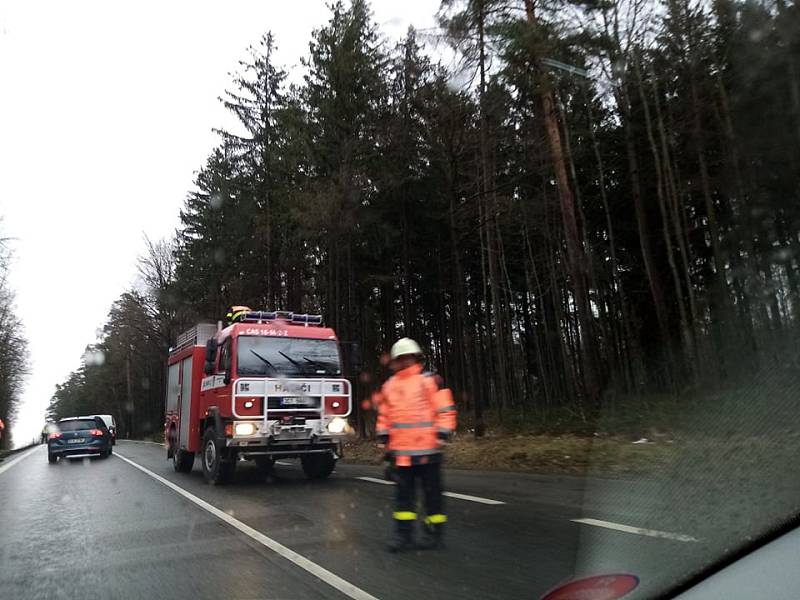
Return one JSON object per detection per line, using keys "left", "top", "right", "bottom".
{"left": 234, "top": 422, "right": 257, "bottom": 436}
{"left": 327, "top": 417, "right": 347, "bottom": 434}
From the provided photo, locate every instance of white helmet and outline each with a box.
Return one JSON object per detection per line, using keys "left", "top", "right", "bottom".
{"left": 390, "top": 337, "right": 423, "bottom": 360}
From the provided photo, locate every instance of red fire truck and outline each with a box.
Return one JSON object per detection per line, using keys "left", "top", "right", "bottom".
{"left": 164, "top": 310, "right": 353, "bottom": 484}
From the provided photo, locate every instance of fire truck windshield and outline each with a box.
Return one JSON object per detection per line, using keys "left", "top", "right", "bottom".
{"left": 237, "top": 336, "right": 342, "bottom": 377}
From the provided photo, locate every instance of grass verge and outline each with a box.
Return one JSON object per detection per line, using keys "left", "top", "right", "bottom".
{"left": 342, "top": 434, "right": 676, "bottom": 477}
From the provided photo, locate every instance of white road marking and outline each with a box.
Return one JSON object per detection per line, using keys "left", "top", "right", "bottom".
{"left": 442, "top": 491, "right": 506, "bottom": 505}
{"left": 275, "top": 460, "right": 292, "bottom": 466}
{"left": 572, "top": 518, "right": 699, "bottom": 542}
{"left": 356, "top": 476, "right": 395, "bottom": 486}
{"left": 114, "top": 452, "right": 380, "bottom": 600}
{"left": 0, "top": 445, "right": 39, "bottom": 476}
{"left": 355, "top": 476, "right": 506, "bottom": 505}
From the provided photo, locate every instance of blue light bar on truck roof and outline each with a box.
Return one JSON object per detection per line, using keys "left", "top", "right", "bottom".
{"left": 239, "top": 311, "right": 323, "bottom": 326}
{"left": 291, "top": 313, "right": 323, "bottom": 325}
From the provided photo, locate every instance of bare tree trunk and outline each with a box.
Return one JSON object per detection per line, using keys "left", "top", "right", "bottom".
{"left": 653, "top": 79, "right": 700, "bottom": 341}
{"left": 475, "top": 149, "right": 492, "bottom": 431}
{"left": 478, "top": 4, "right": 511, "bottom": 415}
{"left": 525, "top": 0, "right": 601, "bottom": 404}
{"left": 619, "top": 85, "right": 672, "bottom": 355}
{"left": 402, "top": 193, "right": 412, "bottom": 333}
{"left": 635, "top": 55, "right": 695, "bottom": 377}
{"left": 714, "top": 71, "right": 759, "bottom": 357}
{"left": 585, "top": 92, "right": 638, "bottom": 390}
{"left": 523, "top": 216, "right": 556, "bottom": 408}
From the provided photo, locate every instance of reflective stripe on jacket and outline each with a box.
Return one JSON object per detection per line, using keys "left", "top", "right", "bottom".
{"left": 375, "top": 364, "right": 457, "bottom": 467}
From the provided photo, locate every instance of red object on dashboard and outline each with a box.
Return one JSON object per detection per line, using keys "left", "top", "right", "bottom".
{"left": 540, "top": 574, "right": 639, "bottom": 600}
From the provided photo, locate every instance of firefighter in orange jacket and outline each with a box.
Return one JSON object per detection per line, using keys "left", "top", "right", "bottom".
{"left": 376, "top": 338, "right": 457, "bottom": 552}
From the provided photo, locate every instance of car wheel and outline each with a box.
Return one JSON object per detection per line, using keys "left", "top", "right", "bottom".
{"left": 108, "top": 444, "right": 113, "bottom": 456}
{"left": 201, "top": 428, "right": 235, "bottom": 485}
{"left": 173, "top": 448, "right": 195, "bottom": 473}
{"left": 301, "top": 453, "right": 336, "bottom": 480}
{"left": 48, "top": 453, "right": 57, "bottom": 464}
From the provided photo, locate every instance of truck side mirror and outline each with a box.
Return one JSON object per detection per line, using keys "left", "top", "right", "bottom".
{"left": 204, "top": 338, "right": 218, "bottom": 375}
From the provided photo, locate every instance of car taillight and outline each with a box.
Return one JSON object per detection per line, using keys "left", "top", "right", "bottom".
{"left": 48, "top": 432, "right": 61, "bottom": 440}
{"left": 325, "top": 396, "right": 349, "bottom": 415}
{"left": 89, "top": 429, "right": 104, "bottom": 437}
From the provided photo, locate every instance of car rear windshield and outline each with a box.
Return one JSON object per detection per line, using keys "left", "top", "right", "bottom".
{"left": 58, "top": 420, "right": 97, "bottom": 431}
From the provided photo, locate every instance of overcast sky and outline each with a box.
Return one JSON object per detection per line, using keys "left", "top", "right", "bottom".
{"left": 0, "top": 0, "right": 442, "bottom": 447}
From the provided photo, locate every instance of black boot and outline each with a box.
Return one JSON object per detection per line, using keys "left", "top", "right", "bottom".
{"left": 387, "top": 520, "right": 416, "bottom": 553}
{"left": 387, "top": 530, "right": 415, "bottom": 553}
{"left": 418, "top": 523, "right": 444, "bottom": 550}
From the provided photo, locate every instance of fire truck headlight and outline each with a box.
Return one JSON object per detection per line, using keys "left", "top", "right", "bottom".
{"left": 327, "top": 417, "right": 347, "bottom": 434}
{"left": 234, "top": 422, "right": 257, "bottom": 436}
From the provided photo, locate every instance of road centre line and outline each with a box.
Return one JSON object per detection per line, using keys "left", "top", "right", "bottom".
{"left": 572, "top": 518, "right": 699, "bottom": 542}
{"left": 0, "top": 445, "right": 39, "bottom": 476}
{"left": 114, "top": 452, "right": 380, "bottom": 600}
{"left": 355, "top": 476, "right": 506, "bottom": 505}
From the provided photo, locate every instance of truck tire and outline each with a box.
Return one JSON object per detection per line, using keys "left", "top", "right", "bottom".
{"left": 301, "top": 453, "right": 336, "bottom": 480}
{"left": 202, "top": 428, "right": 235, "bottom": 485}
{"left": 173, "top": 449, "right": 194, "bottom": 473}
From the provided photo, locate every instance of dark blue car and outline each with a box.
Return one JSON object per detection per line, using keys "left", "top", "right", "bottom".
{"left": 48, "top": 416, "right": 112, "bottom": 463}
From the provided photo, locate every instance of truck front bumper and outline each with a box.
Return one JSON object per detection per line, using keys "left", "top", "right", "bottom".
{"left": 225, "top": 420, "right": 347, "bottom": 458}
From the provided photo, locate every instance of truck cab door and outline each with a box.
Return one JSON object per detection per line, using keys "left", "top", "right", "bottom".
{"left": 211, "top": 339, "right": 233, "bottom": 410}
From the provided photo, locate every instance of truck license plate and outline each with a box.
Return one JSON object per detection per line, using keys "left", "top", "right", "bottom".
{"left": 281, "top": 397, "right": 306, "bottom": 406}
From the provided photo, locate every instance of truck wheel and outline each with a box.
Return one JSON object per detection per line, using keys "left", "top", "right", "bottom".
{"left": 173, "top": 449, "right": 194, "bottom": 473}
{"left": 202, "top": 428, "right": 235, "bottom": 485}
{"left": 301, "top": 453, "right": 336, "bottom": 480}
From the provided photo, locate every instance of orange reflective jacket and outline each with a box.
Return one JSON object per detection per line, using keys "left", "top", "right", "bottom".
{"left": 375, "top": 364, "right": 457, "bottom": 467}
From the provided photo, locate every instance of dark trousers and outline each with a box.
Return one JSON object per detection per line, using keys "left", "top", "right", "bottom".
{"left": 393, "top": 462, "right": 445, "bottom": 534}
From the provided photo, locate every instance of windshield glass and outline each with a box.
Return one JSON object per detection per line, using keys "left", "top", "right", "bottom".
{"left": 2, "top": 1, "right": 799, "bottom": 599}
{"left": 237, "top": 337, "right": 341, "bottom": 377}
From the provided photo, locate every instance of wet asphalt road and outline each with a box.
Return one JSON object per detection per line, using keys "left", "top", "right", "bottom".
{"left": 0, "top": 441, "right": 743, "bottom": 600}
